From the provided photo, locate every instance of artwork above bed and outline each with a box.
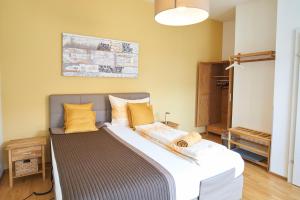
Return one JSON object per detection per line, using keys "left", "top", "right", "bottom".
{"left": 62, "top": 33, "right": 139, "bottom": 78}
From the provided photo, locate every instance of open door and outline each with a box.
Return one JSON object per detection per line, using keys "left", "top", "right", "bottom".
{"left": 195, "top": 63, "right": 211, "bottom": 127}
{"left": 227, "top": 68, "right": 234, "bottom": 129}
{"left": 289, "top": 29, "right": 300, "bottom": 186}
{"left": 293, "top": 100, "right": 300, "bottom": 186}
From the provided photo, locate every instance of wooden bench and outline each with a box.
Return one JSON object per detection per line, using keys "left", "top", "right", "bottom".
{"left": 228, "top": 127, "right": 271, "bottom": 170}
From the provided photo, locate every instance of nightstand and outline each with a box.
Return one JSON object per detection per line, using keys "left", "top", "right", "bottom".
{"left": 6, "top": 136, "right": 47, "bottom": 187}
{"left": 161, "top": 121, "right": 179, "bottom": 129}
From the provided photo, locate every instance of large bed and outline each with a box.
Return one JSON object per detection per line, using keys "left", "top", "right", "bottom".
{"left": 49, "top": 93, "right": 244, "bottom": 200}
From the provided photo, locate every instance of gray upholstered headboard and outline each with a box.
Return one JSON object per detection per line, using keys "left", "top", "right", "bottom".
{"left": 49, "top": 93, "right": 150, "bottom": 128}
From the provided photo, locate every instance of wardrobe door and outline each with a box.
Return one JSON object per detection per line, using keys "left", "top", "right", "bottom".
{"left": 227, "top": 67, "right": 234, "bottom": 129}
{"left": 196, "top": 63, "right": 211, "bottom": 127}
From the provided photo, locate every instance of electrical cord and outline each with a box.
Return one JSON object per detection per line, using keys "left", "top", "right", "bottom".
{"left": 22, "top": 166, "right": 54, "bottom": 200}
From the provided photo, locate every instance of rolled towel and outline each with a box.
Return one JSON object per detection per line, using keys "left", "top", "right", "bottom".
{"left": 176, "top": 132, "right": 202, "bottom": 147}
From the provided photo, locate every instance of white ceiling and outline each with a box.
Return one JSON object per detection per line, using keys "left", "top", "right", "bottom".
{"left": 146, "top": 0, "right": 250, "bottom": 22}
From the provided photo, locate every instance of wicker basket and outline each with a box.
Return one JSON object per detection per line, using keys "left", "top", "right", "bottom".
{"left": 15, "top": 158, "right": 38, "bottom": 177}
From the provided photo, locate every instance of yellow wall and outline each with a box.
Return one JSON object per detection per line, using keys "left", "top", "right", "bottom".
{"left": 0, "top": 0, "right": 222, "bottom": 145}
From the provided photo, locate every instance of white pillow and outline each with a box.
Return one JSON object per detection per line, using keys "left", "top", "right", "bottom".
{"left": 109, "top": 95, "right": 150, "bottom": 126}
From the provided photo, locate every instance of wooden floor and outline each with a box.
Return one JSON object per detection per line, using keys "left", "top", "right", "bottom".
{"left": 0, "top": 167, "right": 53, "bottom": 200}
{"left": 204, "top": 133, "right": 300, "bottom": 200}
{"left": 0, "top": 136, "right": 300, "bottom": 200}
{"left": 243, "top": 162, "right": 300, "bottom": 200}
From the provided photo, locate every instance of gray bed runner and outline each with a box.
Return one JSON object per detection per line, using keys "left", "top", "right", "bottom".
{"left": 51, "top": 128, "right": 176, "bottom": 200}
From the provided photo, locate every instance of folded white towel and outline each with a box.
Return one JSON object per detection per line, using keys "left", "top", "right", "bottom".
{"left": 135, "top": 122, "right": 188, "bottom": 144}
{"left": 135, "top": 122, "right": 227, "bottom": 162}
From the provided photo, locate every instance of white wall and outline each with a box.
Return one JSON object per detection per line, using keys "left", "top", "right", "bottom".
{"left": 271, "top": 0, "right": 300, "bottom": 177}
{"left": 232, "top": 0, "right": 277, "bottom": 133}
{"left": 222, "top": 20, "right": 235, "bottom": 60}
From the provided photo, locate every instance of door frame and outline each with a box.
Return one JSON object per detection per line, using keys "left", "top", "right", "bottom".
{"left": 288, "top": 28, "right": 300, "bottom": 184}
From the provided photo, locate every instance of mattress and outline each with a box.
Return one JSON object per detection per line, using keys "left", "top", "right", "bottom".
{"left": 106, "top": 125, "right": 244, "bottom": 200}
{"left": 51, "top": 125, "right": 244, "bottom": 200}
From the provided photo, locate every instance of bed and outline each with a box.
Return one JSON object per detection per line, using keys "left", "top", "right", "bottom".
{"left": 49, "top": 93, "right": 244, "bottom": 200}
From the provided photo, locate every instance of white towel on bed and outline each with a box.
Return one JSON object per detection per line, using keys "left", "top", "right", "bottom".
{"left": 135, "top": 122, "right": 227, "bottom": 162}
{"left": 135, "top": 122, "right": 188, "bottom": 143}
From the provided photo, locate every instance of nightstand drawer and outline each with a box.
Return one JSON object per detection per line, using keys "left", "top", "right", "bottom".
{"left": 12, "top": 146, "right": 41, "bottom": 161}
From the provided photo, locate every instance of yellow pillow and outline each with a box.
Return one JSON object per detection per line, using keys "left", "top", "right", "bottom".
{"left": 64, "top": 103, "right": 93, "bottom": 111}
{"left": 64, "top": 103, "right": 93, "bottom": 123}
{"left": 127, "top": 103, "right": 154, "bottom": 128}
{"left": 64, "top": 109, "right": 98, "bottom": 134}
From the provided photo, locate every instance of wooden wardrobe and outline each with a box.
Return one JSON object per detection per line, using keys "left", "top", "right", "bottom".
{"left": 196, "top": 61, "right": 234, "bottom": 135}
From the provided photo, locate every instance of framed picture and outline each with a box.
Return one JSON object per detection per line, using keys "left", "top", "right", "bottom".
{"left": 62, "top": 33, "right": 139, "bottom": 78}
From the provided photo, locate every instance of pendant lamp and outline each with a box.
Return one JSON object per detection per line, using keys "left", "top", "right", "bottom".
{"left": 155, "top": 0, "right": 209, "bottom": 26}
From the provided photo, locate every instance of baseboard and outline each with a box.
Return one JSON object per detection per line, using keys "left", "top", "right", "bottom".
{"left": 269, "top": 171, "right": 287, "bottom": 180}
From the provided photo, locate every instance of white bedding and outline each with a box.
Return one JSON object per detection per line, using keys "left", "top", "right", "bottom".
{"left": 51, "top": 125, "right": 244, "bottom": 200}
{"left": 51, "top": 139, "right": 62, "bottom": 200}
{"left": 107, "top": 124, "right": 244, "bottom": 200}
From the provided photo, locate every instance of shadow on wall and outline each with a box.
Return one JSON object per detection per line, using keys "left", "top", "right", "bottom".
{"left": 0, "top": 110, "right": 3, "bottom": 176}
{"left": 0, "top": 143, "right": 3, "bottom": 177}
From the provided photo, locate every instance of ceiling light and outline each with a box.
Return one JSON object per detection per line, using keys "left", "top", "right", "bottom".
{"left": 155, "top": 0, "right": 210, "bottom": 26}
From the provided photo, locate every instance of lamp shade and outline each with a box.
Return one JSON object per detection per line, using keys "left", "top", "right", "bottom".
{"left": 155, "top": 0, "right": 209, "bottom": 26}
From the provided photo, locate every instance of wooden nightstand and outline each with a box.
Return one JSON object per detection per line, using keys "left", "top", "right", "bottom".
{"left": 161, "top": 121, "right": 179, "bottom": 129}
{"left": 6, "top": 136, "right": 47, "bottom": 187}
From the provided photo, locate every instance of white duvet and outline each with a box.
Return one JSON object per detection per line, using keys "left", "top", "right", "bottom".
{"left": 106, "top": 123, "right": 244, "bottom": 200}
